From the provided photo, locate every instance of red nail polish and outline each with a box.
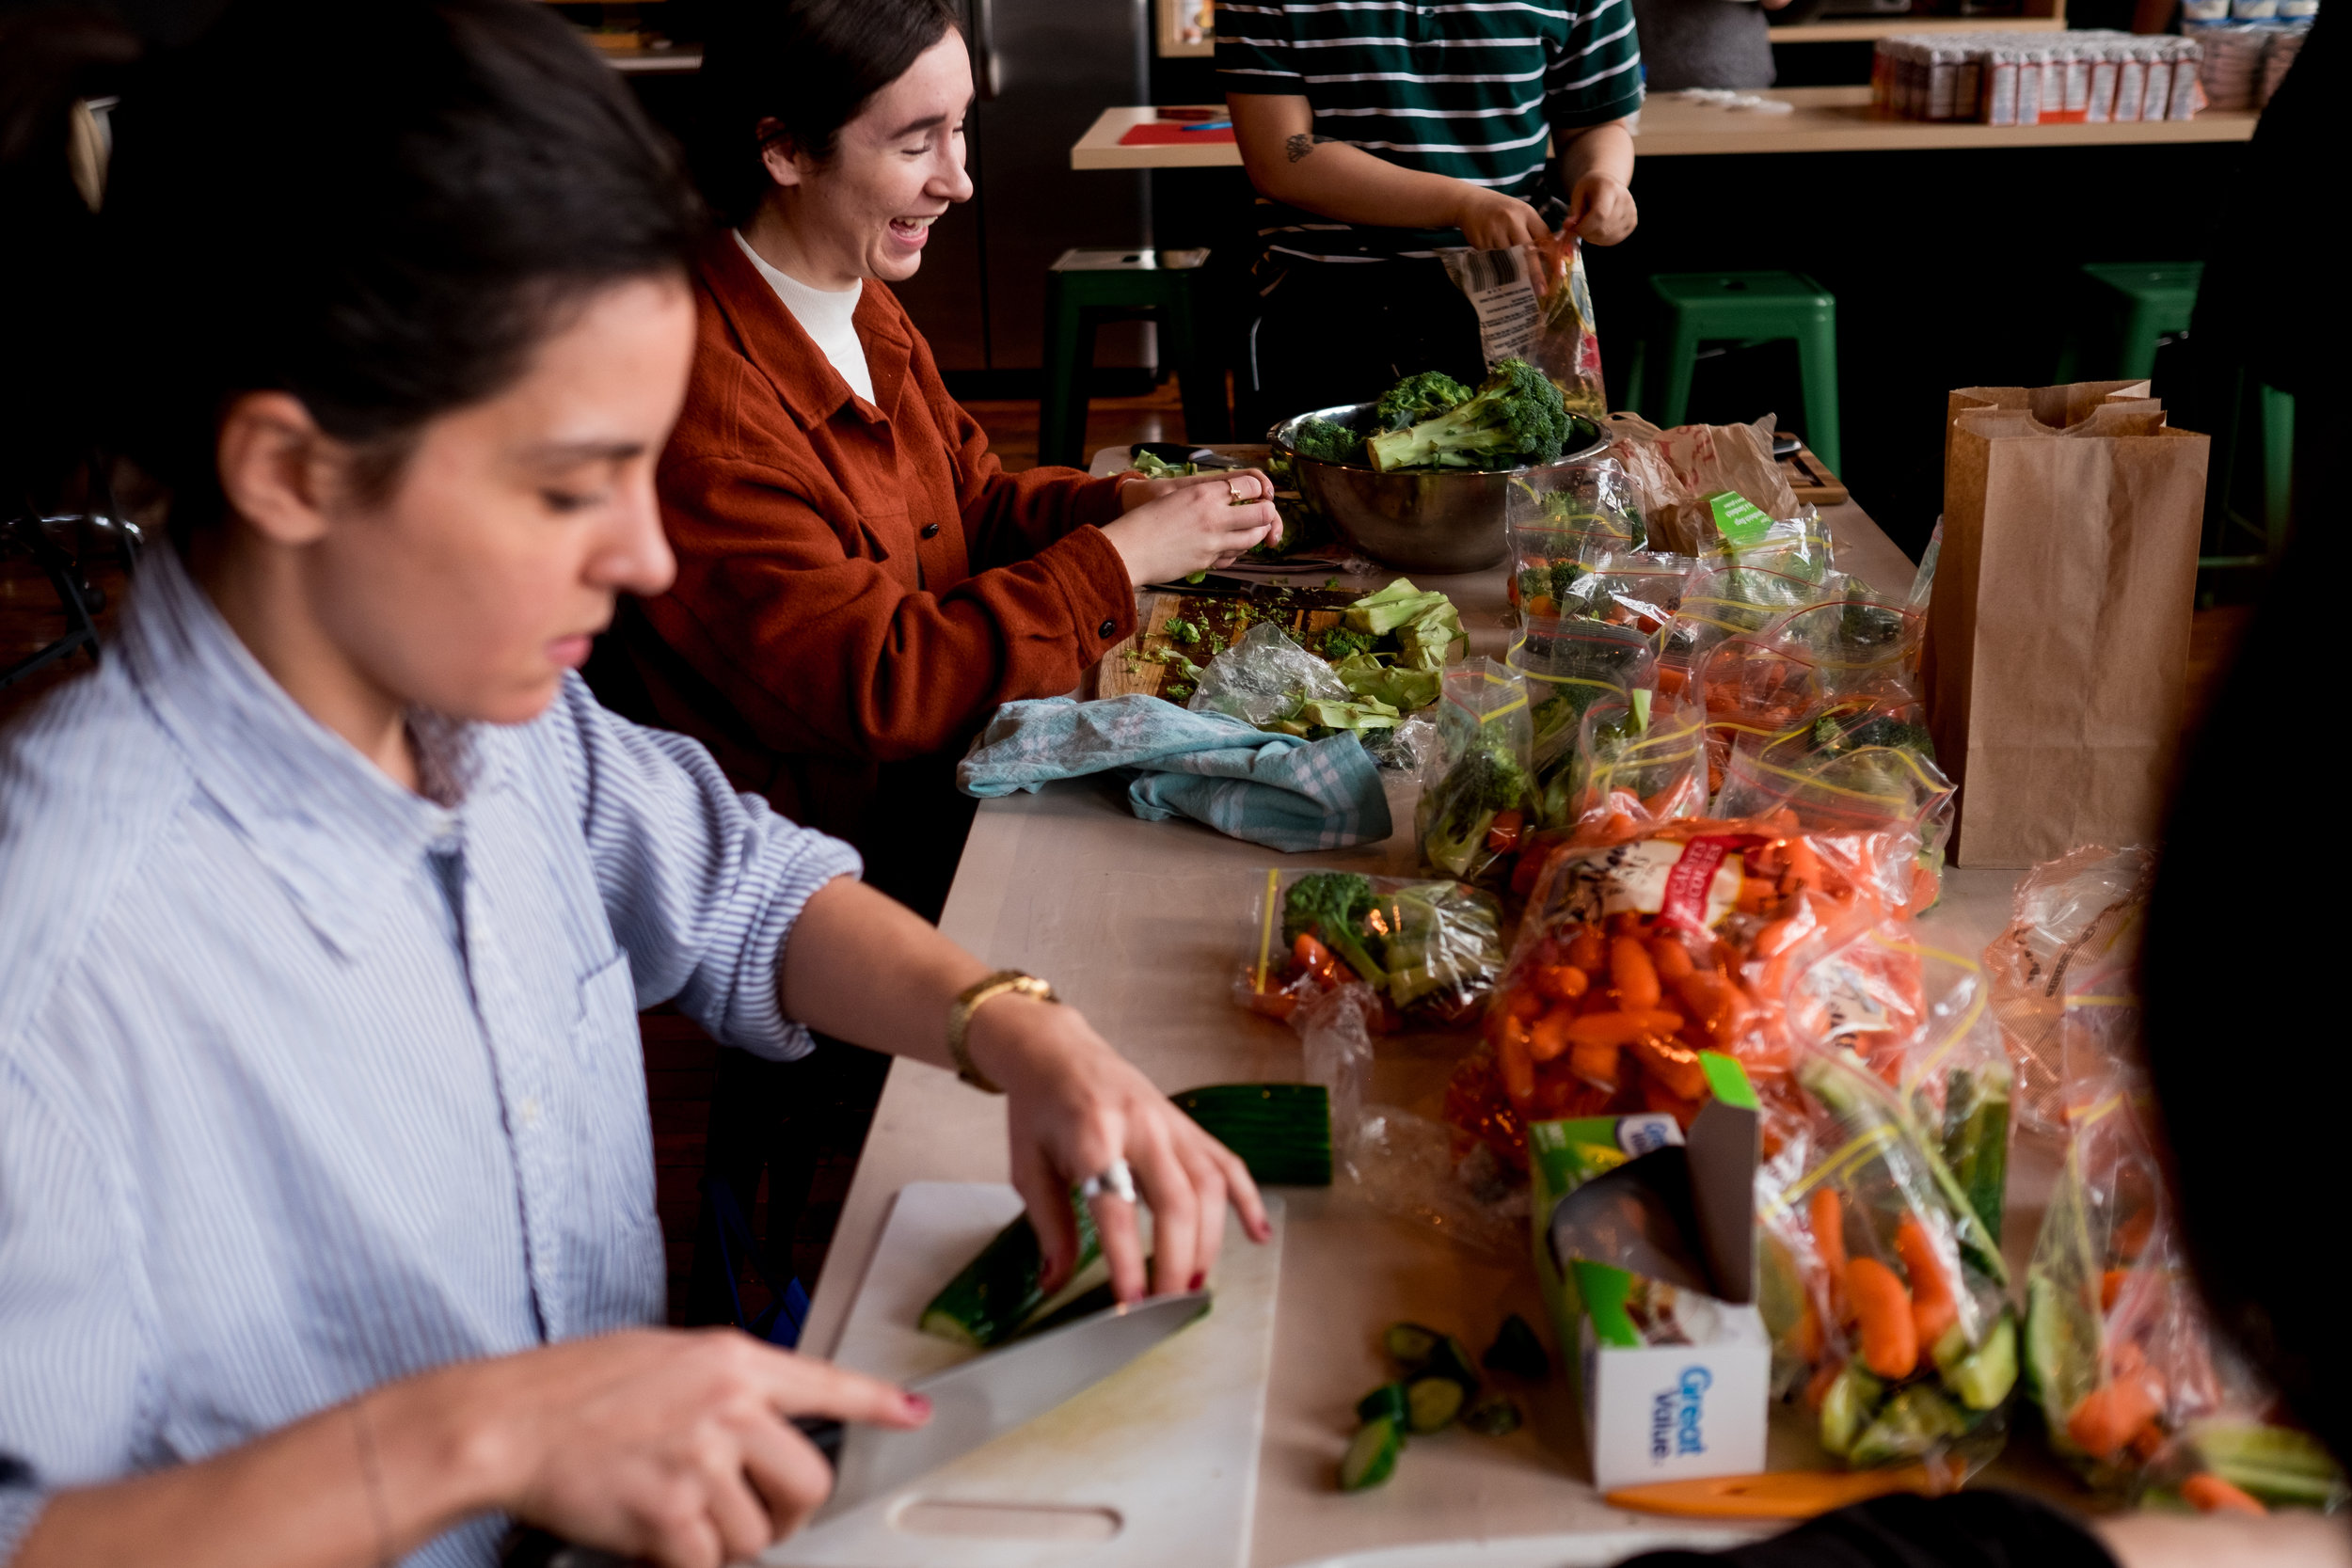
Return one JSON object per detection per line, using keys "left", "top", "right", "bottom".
{"left": 905, "top": 1393, "right": 932, "bottom": 1419}
{"left": 1189, "top": 1272, "right": 1205, "bottom": 1292}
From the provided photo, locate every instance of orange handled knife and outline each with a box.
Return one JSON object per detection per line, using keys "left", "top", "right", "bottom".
{"left": 1605, "top": 1465, "right": 1945, "bottom": 1520}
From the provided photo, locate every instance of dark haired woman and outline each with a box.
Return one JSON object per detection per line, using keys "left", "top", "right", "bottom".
{"left": 605, "top": 0, "right": 1279, "bottom": 916}
{"left": 0, "top": 4, "right": 1263, "bottom": 1565}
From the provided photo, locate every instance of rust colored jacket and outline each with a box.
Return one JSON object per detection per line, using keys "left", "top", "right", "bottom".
{"left": 618, "top": 234, "right": 1137, "bottom": 859}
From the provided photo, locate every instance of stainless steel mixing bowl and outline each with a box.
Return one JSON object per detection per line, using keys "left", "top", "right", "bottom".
{"left": 1273, "top": 403, "right": 1611, "bottom": 575}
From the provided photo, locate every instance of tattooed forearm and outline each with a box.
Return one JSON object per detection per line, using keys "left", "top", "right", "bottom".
{"left": 1283, "top": 133, "right": 1335, "bottom": 163}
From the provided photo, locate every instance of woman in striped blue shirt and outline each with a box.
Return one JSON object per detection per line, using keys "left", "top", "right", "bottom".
{"left": 1217, "top": 0, "right": 1644, "bottom": 429}
{"left": 0, "top": 5, "right": 1263, "bottom": 1566}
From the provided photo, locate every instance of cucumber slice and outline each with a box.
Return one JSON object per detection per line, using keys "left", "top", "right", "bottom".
{"left": 1406, "top": 1376, "right": 1468, "bottom": 1433}
{"left": 1820, "top": 1362, "right": 1884, "bottom": 1461}
{"left": 1422, "top": 1334, "right": 1483, "bottom": 1391}
{"left": 1482, "top": 1313, "right": 1550, "bottom": 1382}
{"left": 1937, "top": 1312, "right": 2018, "bottom": 1411}
{"left": 1173, "top": 1083, "right": 1333, "bottom": 1187}
{"left": 2190, "top": 1421, "right": 2351, "bottom": 1509}
{"left": 1462, "top": 1394, "right": 1523, "bottom": 1436}
{"left": 1849, "top": 1386, "right": 1969, "bottom": 1468}
{"left": 1341, "top": 1416, "right": 1404, "bottom": 1491}
{"left": 918, "top": 1204, "right": 1103, "bottom": 1349}
{"left": 1384, "top": 1322, "right": 1444, "bottom": 1370}
{"left": 1356, "top": 1383, "right": 1409, "bottom": 1425}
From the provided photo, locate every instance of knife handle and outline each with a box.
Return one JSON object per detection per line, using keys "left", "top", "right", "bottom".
{"left": 497, "top": 1418, "right": 844, "bottom": 1567}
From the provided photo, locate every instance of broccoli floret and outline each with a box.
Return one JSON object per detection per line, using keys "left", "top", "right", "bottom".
{"left": 1813, "top": 714, "right": 1936, "bottom": 759}
{"left": 1281, "top": 871, "right": 1387, "bottom": 985}
{"left": 1291, "top": 416, "right": 1365, "bottom": 467}
{"left": 1165, "top": 617, "right": 1201, "bottom": 644}
{"left": 1320, "top": 626, "right": 1375, "bottom": 660}
{"left": 1422, "top": 745, "right": 1531, "bottom": 878}
{"left": 1365, "top": 359, "right": 1571, "bottom": 474}
{"left": 1375, "top": 371, "right": 1473, "bottom": 432}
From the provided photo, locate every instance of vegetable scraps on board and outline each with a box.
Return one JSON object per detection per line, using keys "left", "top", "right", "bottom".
{"left": 1342, "top": 1317, "right": 1545, "bottom": 1491}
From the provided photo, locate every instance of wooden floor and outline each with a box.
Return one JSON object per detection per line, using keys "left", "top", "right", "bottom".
{"left": 0, "top": 389, "right": 2258, "bottom": 1323}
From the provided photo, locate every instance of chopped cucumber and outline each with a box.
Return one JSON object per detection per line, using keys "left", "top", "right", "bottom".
{"left": 2023, "top": 1272, "right": 2099, "bottom": 1423}
{"left": 1482, "top": 1313, "right": 1550, "bottom": 1382}
{"left": 918, "top": 1204, "right": 1103, "bottom": 1348}
{"left": 1173, "top": 1083, "right": 1334, "bottom": 1187}
{"left": 1462, "top": 1394, "right": 1523, "bottom": 1436}
{"left": 1356, "top": 1383, "right": 1409, "bottom": 1425}
{"left": 1406, "top": 1376, "right": 1468, "bottom": 1433}
{"left": 1820, "top": 1362, "right": 1884, "bottom": 1461}
{"left": 1420, "top": 1334, "right": 1483, "bottom": 1391}
{"left": 1936, "top": 1312, "right": 2018, "bottom": 1411}
{"left": 1341, "top": 1416, "right": 1404, "bottom": 1491}
{"left": 1849, "top": 1386, "right": 1969, "bottom": 1468}
{"left": 1384, "top": 1322, "right": 1444, "bottom": 1369}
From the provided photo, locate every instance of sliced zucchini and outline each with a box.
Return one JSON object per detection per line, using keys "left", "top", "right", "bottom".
{"left": 1482, "top": 1313, "right": 1550, "bottom": 1382}
{"left": 1406, "top": 1376, "right": 1468, "bottom": 1433}
{"left": 1356, "top": 1383, "right": 1409, "bottom": 1425}
{"left": 1461, "top": 1394, "right": 1523, "bottom": 1436}
{"left": 1340, "top": 1416, "right": 1404, "bottom": 1491}
{"left": 1173, "top": 1083, "right": 1333, "bottom": 1187}
{"left": 917, "top": 1203, "right": 1103, "bottom": 1349}
{"left": 1384, "top": 1322, "right": 1445, "bottom": 1370}
{"left": 1936, "top": 1312, "right": 2018, "bottom": 1411}
{"left": 1849, "top": 1386, "right": 1969, "bottom": 1468}
{"left": 1819, "top": 1361, "right": 1884, "bottom": 1461}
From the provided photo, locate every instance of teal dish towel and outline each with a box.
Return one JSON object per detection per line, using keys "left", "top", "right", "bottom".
{"left": 957, "top": 696, "right": 1392, "bottom": 853}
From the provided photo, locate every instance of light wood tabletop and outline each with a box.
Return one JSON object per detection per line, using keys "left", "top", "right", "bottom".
{"left": 1071, "top": 90, "right": 2258, "bottom": 170}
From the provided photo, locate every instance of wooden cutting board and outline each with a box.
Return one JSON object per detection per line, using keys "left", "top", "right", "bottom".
{"left": 770, "top": 1182, "right": 1287, "bottom": 1568}
{"left": 1098, "top": 588, "right": 1361, "bottom": 703}
{"left": 1779, "top": 445, "right": 1848, "bottom": 506}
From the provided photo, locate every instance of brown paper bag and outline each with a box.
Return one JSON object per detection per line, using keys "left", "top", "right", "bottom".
{"left": 1924, "top": 383, "right": 2208, "bottom": 866}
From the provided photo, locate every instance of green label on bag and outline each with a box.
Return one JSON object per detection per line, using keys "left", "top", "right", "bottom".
{"left": 1707, "top": 490, "right": 1775, "bottom": 546}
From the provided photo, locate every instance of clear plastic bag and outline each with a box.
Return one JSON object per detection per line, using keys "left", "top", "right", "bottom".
{"left": 1188, "top": 620, "right": 1354, "bottom": 728}
{"left": 1982, "top": 846, "right": 2155, "bottom": 1138}
{"left": 1234, "top": 866, "right": 1508, "bottom": 1029}
{"left": 1574, "top": 687, "right": 1712, "bottom": 833}
{"left": 1756, "top": 1049, "right": 2018, "bottom": 1479}
{"left": 1416, "top": 659, "right": 1535, "bottom": 890}
{"left": 1438, "top": 237, "right": 1606, "bottom": 422}
{"left": 1509, "top": 617, "right": 1657, "bottom": 832}
{"left": 1505, "top": 459, "right": 1648, "bottom": 619}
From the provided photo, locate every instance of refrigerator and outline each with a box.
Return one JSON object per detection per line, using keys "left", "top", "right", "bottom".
{"left": 890, "top": 0, "right": 1155, "bottom": 376}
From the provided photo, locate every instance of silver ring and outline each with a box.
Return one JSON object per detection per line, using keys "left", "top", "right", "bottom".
{"left": 1223, "top": 476, "right": 1246, "bottom": 504}
{"left": 1078, "top": 1159, "right": 1137, "bottom": 1204}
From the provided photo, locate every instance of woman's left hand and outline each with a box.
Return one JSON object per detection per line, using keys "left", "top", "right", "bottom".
{"left": 963, "top": 992, "right": 1272, "bottom": 1302}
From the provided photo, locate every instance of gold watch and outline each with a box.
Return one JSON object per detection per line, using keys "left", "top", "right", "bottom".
{"left": 946, "top": 970, "right": 1056, "bottom": 1093}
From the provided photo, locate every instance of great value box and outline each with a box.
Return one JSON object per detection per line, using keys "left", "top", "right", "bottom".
{"left": 1529, "top": 1053, "right": 1769, "bottom": 1492}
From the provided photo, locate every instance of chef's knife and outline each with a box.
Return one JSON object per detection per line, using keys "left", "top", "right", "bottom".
{"left": 500, "top": 1290, "right": 1211, "bottom": 1568}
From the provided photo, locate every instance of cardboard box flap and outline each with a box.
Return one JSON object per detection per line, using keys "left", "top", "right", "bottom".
{"left": 1547, "top": 1154, "right": 1711, "bottom": 1293}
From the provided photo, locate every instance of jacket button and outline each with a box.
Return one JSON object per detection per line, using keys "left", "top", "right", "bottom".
{"left": 921, "top": 522, "right": 942, "bottom": 539}
{"left": 1098, "top": 619, "right": 1118, "bottom": 639}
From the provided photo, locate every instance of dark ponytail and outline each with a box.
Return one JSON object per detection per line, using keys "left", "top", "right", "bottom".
{"left": 8, "top": 0, "right": 702, "bottom": 538}
{"left": 692, "top": 0, "right": 959, "bottom": 229}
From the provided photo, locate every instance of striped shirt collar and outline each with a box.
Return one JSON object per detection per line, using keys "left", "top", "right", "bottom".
{"left": 119, "top": 546, "right": 499, "bottom": 958}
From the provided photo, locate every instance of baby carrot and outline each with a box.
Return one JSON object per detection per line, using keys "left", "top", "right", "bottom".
{"left": 2067, "top": 1379, "right": 2161, "bottom": 1461}
{"left": 1565, "top": 1009, "right": 1687, "bottom": 1050}
{"left": 1895, "top": 1217, "right": 1959, "bottom": 1350}
{"left": 1649, "top": 936, "right": 1695, "bottom": 982}
{"left": 1509, "top": 988, "right": 1548, "bottom": 1022}
{"left": 1499, "top": 1022, "right": 1535, "bottom": 1103}
{"left": 2101, "top": 1267, "right": 2131, "bottom": 1315}
{"left": 1628, "top": 1035, "right": 1708, "bottom": 1101}
{"left": 2182, "top": 1474, "right": 2265, "bottom": 1516}
{"left": 1529, "top": 1007, "right": 1576, "bottom": 1063}
{"left": 1612, "top": 935, "right": 1662, "bottom": 1010}
{"left": 1565, "top": 927, "right": 1608, "bottom": 973}
{"left": 1810, "top": 1189, "right": 1849, "bottom": 1290}
{"left": 1781, "top": 837, "right": 1823, "bottom": 895}
{"left": 1568, "top": 1040, "right": 1621, "bottom": 1090}
{"left": 1845, "top": 1258, "right": 1918, "bottom": 1379}
{"left": 1535, "top": 964, "right": 1590, "bottom": 1003}
{"left": 1294, "top": 932, "right": 1332, "bottom": 974}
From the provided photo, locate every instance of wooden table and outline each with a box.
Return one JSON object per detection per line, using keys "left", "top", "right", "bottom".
{"left": 1070, "top": 91, "right": 2257, "bottom": 169}
{"left": 796, "top": 467, "right": 2064, "bottom": 1563}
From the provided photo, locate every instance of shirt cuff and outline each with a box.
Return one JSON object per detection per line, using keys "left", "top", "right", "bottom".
{"left": 1, "top": 1483, "right": 48, "bottom": 1566}
{"left": 1035, "top": 525, "right": 1139, "bottom": 655}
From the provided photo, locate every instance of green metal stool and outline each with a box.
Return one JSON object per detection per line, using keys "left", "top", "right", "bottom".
{"left": 2203, "top": 372, "right": 2296, "bottom": 571}
{"left": 2052, "top": 261, "right": 2201, "bottom": 385}
{"left": 1622, "top": 271, "right": 1841, "bottom": 475}
{"left": 1039, "top": 247, "right": 1229, "bottom": 469}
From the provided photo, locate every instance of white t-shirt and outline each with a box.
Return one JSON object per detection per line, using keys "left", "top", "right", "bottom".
{"left": 733, "top": 229, "right": 876, "bottom": 407}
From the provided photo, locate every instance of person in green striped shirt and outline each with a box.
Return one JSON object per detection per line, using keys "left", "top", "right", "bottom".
{"left": 1217, "top": 0, "right": 1641, "bottom": 431}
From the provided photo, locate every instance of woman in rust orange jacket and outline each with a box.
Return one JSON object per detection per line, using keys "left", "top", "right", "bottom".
{"left": 607, "top": 0, "right": 1277, "bottom": 917}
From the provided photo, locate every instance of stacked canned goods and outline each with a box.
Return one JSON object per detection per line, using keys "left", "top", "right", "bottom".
{"left": 1870, "top": 30, "right": 2208, "bottom": 123}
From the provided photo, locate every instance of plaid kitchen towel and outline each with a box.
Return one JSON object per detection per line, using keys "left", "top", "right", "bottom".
{"left": 957, "top": 695, "right": 1392, "bottom": 852}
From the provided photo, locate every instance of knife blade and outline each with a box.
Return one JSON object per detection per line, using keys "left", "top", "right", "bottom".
{"left": 823, "top": 1288, "right": 1211, "bottom": 1516}
{"left": 498, "top": 1290, "right": 1212, "bottom": 1567}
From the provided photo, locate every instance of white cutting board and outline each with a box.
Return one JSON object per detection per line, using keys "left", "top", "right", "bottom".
{"left": 771, "top": 1180, "right": 1286, "bottom": 1568}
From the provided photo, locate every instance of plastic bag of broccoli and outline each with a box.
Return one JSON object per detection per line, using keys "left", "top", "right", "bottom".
{"left": 1572, "top": 687, "right": 1711, "bottom": 834}
{"left": 1438, "top": 237, "right": 1605, "bottom": 423}
{"left": 1234, "top": 866, "right": 1509, "bottom": 1029}
{"left": 1507, "top": 618, "right": 1655, "bottom": 833}
{"left": 1505, "top": 459, "right": 1647, "bottom": 619}
{"left": 1416, "top": 659, "right": 1534, "bottom": 890}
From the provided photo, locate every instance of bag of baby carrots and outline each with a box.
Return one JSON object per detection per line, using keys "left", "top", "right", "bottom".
{"left": 1755, "top": 1048, "right": 2018, "bottom": 1478}
{"left": 1463, "top": 813, "right": 1914, "bottom": 1159}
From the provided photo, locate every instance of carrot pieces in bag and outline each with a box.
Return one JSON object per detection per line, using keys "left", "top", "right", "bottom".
{"left": 1237, "top": 868, "right": 1508, "bottom": 1029}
